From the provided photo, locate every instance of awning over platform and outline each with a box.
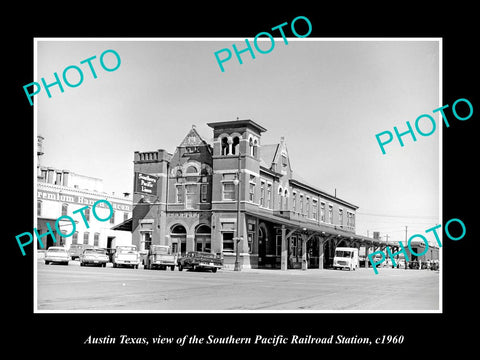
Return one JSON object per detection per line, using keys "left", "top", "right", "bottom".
{"left": 111, "top": 217, "right": 132, "bottom": 232}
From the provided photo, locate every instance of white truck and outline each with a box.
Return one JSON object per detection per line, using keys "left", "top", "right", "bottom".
{"left": 112, "top": 245, "right": 141, "bottom": 269}
{"left": 333, "top": 247, "right": 359, "bottom": 271}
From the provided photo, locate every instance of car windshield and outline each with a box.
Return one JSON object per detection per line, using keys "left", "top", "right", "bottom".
{"left": 335, "top": 251, "right": 352, "bottom": 258}
{"left": 203, "top": 253, "right": 215, "bottom": 258}
{"left": 151, "top": 246, "right": 168, "bottom": 254}
{"left": 48, "top": 248, "right": 66, "bottom": 253}
{"left": 85, "top": 249, "right": 106, "bottom": 255}
{"left": 118, "top": 247, "right": 136, "bottom": 253}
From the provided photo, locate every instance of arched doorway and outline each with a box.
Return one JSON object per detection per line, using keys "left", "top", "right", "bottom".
{"left": 171, "top": 224, "right": 187, "bottom": 255}
{"left": 258, "top": 222, "right": 269, "bottom": 268}
{"left": 195, "top": 224, "right": 211, "bottom": 252}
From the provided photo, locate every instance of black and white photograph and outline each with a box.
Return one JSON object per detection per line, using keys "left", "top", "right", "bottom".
{"left": 8, "top": 5, "right": 477, "bottom": 356}
{"left": 34, "top": 38, "right": 441, "bottom": 313}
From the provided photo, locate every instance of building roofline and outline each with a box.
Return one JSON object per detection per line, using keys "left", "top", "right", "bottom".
{"left": 207, "top": 119, "right": 267, "bottom": 134}
{"left": 289, "top": 179, "right": 359, "bottom": 210}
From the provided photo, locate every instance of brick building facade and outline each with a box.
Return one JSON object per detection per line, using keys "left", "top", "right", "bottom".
{"left": 130, "top": 119, "right": 383, "bottom": 270}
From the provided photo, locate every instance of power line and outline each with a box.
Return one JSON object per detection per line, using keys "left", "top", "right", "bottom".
{"left": 357, "top": 211, "right": 438, "bottom": 219}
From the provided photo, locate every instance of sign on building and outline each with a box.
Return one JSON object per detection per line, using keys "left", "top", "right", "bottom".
{"left": 135, "top": 172, "right": 159, "bottom": 195}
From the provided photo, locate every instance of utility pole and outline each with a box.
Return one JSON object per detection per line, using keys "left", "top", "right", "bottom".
{"left": 404, "top": 226, "right": 408, "bottom": 270}
{"left": 234, "top": 151, "right": 242, "bottom": 272}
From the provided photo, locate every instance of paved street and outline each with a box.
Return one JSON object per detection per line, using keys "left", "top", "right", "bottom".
{"left": 36, "top": 261, "right": 439, "bottom": 311}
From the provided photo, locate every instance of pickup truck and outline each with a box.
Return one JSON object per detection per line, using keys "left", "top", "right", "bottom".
{"left": 177, "top": 251, "right": 223, "bottom": 273}
{"left": 144, "top": 245, "right": 177, "bottom": 271}
{"left": 112, "top": 245, "right": 141, "bottom": 269}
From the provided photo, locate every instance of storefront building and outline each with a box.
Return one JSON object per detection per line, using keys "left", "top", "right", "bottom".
{"left": 36, "top": 137, "right": 133, "bottom": 250}
{"left": 130, "top": 119, "right": 387, "bottom": 270}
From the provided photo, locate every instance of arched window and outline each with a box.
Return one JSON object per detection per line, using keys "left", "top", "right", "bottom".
{"left": 253, "top": 139, "right": 258, "bottom": 157}
{"left": 195, "top": 224, "right": 211, "bottom": 252}
{"left": 171, "top": 224, "right": 187, "bottom": 255}
{"left": 221, "top": 137, "right": 229, "bottom": 155}
{"left": 278, "top": 186, "right": 283, "bottom": 210}
{"left": 284, "top": 189, "right": 289, "bottom": 210}
{"left": 61, "top": 203, "right": 68, "bottom": 216}
{"left": 232, "top": 136, "right": 240, "bottom": 155}
{"left": 186, "top": 165, "right": 197, "bottom": 174}
{"left": 249, "top": 137, "right": 254, "bottom": 156}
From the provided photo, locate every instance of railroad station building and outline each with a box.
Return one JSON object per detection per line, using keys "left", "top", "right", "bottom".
{"left": 126, "top": 119, "right": 389, "bottom": 270}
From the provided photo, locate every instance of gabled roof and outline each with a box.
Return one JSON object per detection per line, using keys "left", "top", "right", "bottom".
{"left": 178, "top": 125, "right": 209, "bottom": 147}
{"left": 259, "top": 141, "right": 358, "bottom": 210}
{"left": 259, "top": 143, "right": 279, "bottom": 169}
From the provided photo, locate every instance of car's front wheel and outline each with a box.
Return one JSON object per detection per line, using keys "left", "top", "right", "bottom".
{"left": 178, "top": 264, "right": 183, "bottom": 271}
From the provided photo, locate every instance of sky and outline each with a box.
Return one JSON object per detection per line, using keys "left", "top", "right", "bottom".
{"left": 36, "top": 38, "right": 440, "bottom": 245}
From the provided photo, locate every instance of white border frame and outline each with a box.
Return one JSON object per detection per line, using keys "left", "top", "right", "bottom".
{"left": 33, "top": 37, "right": 442, "bottom": 314}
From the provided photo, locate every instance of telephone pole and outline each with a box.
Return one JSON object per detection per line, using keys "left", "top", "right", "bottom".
{"left": 404, "top": 226, "right": 408, "bottom": 270}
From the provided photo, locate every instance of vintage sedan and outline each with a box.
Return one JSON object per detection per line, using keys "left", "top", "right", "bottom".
{"left": 44, "top": 246, "right": 70, "bottom": 265}
{"left": 177, "top": 251, "right": 223, "bottom": 272}
{"left": 80, "top": 248, "right": 109, "bottom": 267}
{"left": 69, "top": 244, "right": 94, "bottom": 260}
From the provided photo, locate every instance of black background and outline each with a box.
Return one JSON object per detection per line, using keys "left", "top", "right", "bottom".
{"left": 6, "top": 3, "right": 477, "bottom": 356}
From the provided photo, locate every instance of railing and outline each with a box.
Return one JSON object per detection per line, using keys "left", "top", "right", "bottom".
{"left": 137, "top": 151, "right": 159, "bottom": 162}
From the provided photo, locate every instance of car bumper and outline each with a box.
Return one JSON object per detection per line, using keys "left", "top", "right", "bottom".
{"left": 82, "top": 259, "right": 108, "bottom": 264}
{"left": 45, "top": 257, "right": 69, "bottom": 263}
{"left": 115, "top": 260, "right": 140, "bottom": 265}
{"left": 197, "top": 262, "right": 222, "bottom": 269}
{"left": 152, "top": 261, "right": 175, "bottom": 266}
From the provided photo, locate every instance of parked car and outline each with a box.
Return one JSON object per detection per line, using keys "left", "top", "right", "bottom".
{"left": 69, "top": 244, "right": 93, "bottom": 260}
{"left": 112, "top": 245, "right": 140, "bottom": 269}
{"left": 177, "top": 251, "right": 223, "bottom": 272}
{"left": 45, "top": 246, "right": 70, "bottom": 265}
{"left": 144, "top": 245, "right": 177, "bottom": 270}
{"left": 80, "top": 248, "right": 109, "bottom": 267}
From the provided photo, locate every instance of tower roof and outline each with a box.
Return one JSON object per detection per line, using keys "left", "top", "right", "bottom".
{"left": 207, "top": 119, "right": 267, "bottom": 134}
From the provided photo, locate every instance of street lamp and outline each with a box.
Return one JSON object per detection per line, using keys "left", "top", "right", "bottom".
{"left": 233, "top": 153, "right": 242, "bottom": 272}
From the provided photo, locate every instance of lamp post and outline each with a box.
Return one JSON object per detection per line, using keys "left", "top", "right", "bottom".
{"left": 233, "top": 152, "right": 242, "bottom": 271}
